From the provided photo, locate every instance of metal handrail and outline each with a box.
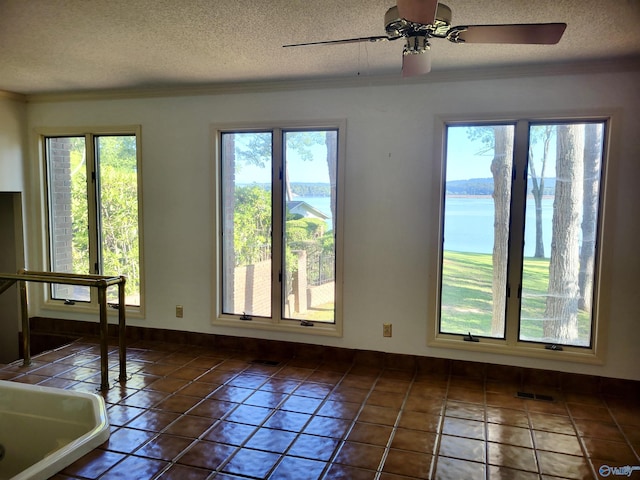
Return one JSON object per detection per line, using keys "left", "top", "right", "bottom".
{"left": 0, "top": 269, "right": 127, "bottom": 391}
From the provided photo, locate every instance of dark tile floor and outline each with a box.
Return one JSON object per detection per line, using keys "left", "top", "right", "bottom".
{"left": 1, "top": 338, "right": 639, "bottom": 479}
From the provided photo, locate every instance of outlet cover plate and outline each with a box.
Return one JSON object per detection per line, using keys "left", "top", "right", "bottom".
{"left": 383, "top": 323, "right": 392, "bottom": 337}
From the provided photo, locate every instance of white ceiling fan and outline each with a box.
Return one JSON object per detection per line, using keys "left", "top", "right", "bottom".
{"left": 283, "top": 0, "right": 567, "bottom": 77}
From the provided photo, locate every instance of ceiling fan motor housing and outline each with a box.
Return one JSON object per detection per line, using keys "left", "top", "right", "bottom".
{"left": 385, "top": 3, "right": 452, "bottom": 39}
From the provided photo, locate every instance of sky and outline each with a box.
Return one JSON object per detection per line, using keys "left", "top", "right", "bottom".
{"left": 233, "top": 125, "right": 569, "bottom": 185}
{"left": 446, "top": 126, "right": 496, "bottom": 181}
{"left": 446, "top": 125, "right": 560, "bottom": 182}
{"left": 234, "top": 136, "right": 331, "bottom": 185}
{"left": 235, "top": 147, "right": 330, "bottom": 184}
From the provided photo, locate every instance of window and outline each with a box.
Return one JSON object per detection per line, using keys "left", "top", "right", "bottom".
{"left": 216, "top": 123, "right": 343, "bottom": 334}
{"left": 44, "top": 129, "right": 143, "bottom": 309}
{"left": 434, "top": 118, "right": 607, "bottom": 357}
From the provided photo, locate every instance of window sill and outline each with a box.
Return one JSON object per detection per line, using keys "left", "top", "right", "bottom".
{"left": 428, "top": 334, "right": 604, "bottom": 365}
{"left": 42, "top": 300, "right": 145, "bottom": 320}
{"left": 213, "top": 315, "right": 342, "bottom": 338}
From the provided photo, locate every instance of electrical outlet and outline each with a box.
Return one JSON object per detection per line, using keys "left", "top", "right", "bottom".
{"left": 383, "top": 323, "right": 392, "bottom": 337}
{"left": 176, "top": 305, "right": 184, "bottom": 318}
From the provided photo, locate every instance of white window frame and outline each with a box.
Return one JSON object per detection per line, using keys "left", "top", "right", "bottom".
{"left": 38, "top": 126, "right": 145, "bottom": 317}
{"left": 212, "top": 120, "right": 345, "bottom": 337}
{"left": 427, "top": 113, "right": 613, "bottom": 364}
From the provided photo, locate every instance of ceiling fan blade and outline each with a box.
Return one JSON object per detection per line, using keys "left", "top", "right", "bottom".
{"left": 452, "top": 23, "right": 567, "bottom": 44}
{"left": 396, "top": 0, "right": 439, "bottom": 25}
{"left": 402, "top": 50, "right": 431, "bottom": 77}
{"left": 283, "top": 36, "right": 390, "bottom": 48}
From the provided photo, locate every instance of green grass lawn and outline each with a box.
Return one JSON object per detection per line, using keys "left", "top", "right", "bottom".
{"left": 441, "top": 250, "right": 590, "bottom": 344}
{"left": 291, "top": 302, "right": 335, "bottom": 323}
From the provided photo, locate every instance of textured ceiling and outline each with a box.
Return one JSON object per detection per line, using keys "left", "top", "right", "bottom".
{"left": 1, "top": 0, "right": 639, "bottom": 95}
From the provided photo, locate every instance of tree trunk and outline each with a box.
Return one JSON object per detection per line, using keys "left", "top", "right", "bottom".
{"left": 578, "top": 123, "right": 602, "bottom": 312}
{"left": 529, "top": 126, "right": 552, "bottom": 258}
{"left": 284, "top": 167, "right": 293, "bottom": 202}
{"left": 325, "top": 131, "right": 338, "bottom": 233}
{"left": 533, "top": 188, "right": 545, "bottom": 258}
{"left": 490, "top": 126, "right": 513, "bottom": 336}
{"left": 544, "top": 124, "right": 584, "bottom": 342}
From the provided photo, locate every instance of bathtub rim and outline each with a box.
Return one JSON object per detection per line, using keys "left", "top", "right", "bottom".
{"left": 0, "top": 379, "right": 110, "bottom": 480}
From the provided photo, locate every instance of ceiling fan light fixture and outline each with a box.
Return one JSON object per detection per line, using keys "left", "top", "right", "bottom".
{"left": 402, "top": 36, "right": 431, "bottom": 77}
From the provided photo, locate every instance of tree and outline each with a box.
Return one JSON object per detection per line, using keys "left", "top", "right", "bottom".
{"left": 99, "top": 165, "right": 140, "bottom": 295}
{"left": 70, "top": 140, "right": 89, "bottom": 274}
{"left": 528, "top": 126, "right": 554, "bottom": 258}
{"left": 69, "top": 136, "right": 141, "bottom": 301}
{"left": 544, "top": 124, "right": 584, "bottom": 342}
{"left": 489, "top": 126, "right": 514, "bottom": 336}
{"left": 231, "top": 131, "right": 328, "bottom": 201}
{"left": 578, "top": 123, "right": 602, "bottom": 312}
{"left": 233, "top": 186, "right": 271, "bottom": 265}
{"left": 466, "top": 126, "right": 514, "bottom": 336}
{"left": 325, "top": 131, "right": 338, "bottom": 232}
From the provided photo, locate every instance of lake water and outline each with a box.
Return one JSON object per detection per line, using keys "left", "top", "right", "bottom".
{"left": 297, "top": 196, "right": 333, "bottom": 227}
{"left": 444, "top": 196, "right": 554, "bottom": 256}
{"left": 300, "top": 195, "right": 555, "bottom": 257}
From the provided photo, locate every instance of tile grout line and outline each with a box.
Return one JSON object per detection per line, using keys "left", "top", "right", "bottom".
{"left": 224, "top": 358, "right": 342, "bottom": 478}
{"left": 262, "top": 361, "right": 359, "bottom": 479}
{"left": 318, "top": 365, "right": 392, "bottom": 480}
{"left": 372, "top": 368, "right": 419, "bottom": 480}
{"left": 99, "top": 345, "right": 251, "bottom": 478}
{"left": 428, "top": 369, "right": 452, "bottom": 480}
{"left": 156, "top": 354, "right": 289, "bottom": 477}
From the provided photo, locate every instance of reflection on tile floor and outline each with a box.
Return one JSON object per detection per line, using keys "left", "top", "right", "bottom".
{"left": 1, "top": 338, "right": 639, "bottom": 479}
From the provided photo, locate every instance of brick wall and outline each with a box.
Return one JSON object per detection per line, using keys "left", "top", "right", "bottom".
{"left": 47, "top": 138, "right": 73, "bottom": 298}
{"left": 233, "top": 260, "right": 272, "bottom": 316}
{"left": 233, "top": 258, "right": 334, "bottom": 317}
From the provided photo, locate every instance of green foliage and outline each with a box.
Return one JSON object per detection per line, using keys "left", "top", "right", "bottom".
{"left": 285, "top": 131, "right": 326, "bottom": 161}
{"left": 232, "top": 131, "right": 327, "bottom": 169}
{"left": 320, "top": 230, "right": 334, "bottom": 254}
{"left": 285, "top": 217, "right": 327, "bottom": 276}
{"left": 233, "top": 132, "right": 272, "bottom": 169}
{"left": 99, "top": 165, "right": 140, "bottom": 296}
{"left": 233, "top": 185, "right": 272, "bottom": 266}
{"left": 465, "top": 125, "right": 496, "bottom": 154}
{"left": 233, "top": 186, "right": 334, "bottom": 289}
{"left": 69, "top": 135, "right": 140, "bottom": 301}
{"left": 237, "top": 182, "right": 331, "bottom": 197}
{"left": 97, "top": 136, "right": 137, "bottom": 170}
{"left": 70, "top": 142, "right": 89, "bottom": 273}
{"left": 287, "top": 217, "right": 325, "bottom": 242}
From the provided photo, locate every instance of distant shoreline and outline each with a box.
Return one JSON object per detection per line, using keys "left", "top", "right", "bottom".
{"left": 446, "top": 194, "right": 555, "bottom": 199}
{"left": 446, "top": 194, "right": 492, "bottom": 198}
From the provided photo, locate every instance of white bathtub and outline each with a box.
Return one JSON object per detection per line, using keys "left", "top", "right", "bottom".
{"left": 0, "top": 380, "right": 110, "bottom": 480}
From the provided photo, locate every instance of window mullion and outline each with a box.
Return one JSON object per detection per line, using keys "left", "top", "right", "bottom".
{"left": 85, "top": 134, "right": 100, "bottom": 284}
{"left": 505, "top": 120, "right": 530, "bottom": 344}
{"left": 271, "top": 129, "right": 284, "bottom": 323}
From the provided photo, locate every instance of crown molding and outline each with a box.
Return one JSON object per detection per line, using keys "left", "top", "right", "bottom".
{"left": 0, "top": 90, "right": 27, "bottom": 102}
{"left": 24, "top": 56, "right": 640, "bottom": 104}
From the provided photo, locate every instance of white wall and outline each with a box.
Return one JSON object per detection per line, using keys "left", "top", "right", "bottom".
{"left": 24, "top": 68, "right": 640, "bottom": 380}
{"left": 0, "top": 94, "right": 26, "bottom": 192}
